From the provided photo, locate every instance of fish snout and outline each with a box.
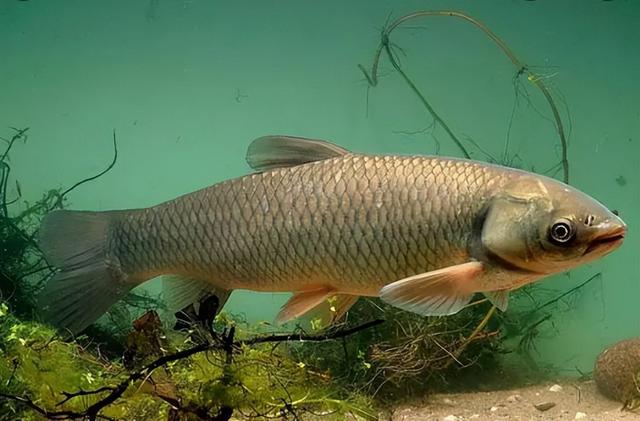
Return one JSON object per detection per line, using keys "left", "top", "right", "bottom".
{"left": 584, "top": 215, "right": 627, "bottom": 256}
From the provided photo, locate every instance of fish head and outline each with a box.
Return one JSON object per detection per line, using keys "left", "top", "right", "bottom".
{"left": 481, "top": 175, "right": 626, "bottom": 275}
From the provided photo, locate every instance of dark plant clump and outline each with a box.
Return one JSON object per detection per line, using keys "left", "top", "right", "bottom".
{"left": 289, "top": 298, "right": 502, "bottom": 403}
{"left": 0, "top": 128, "right": 46, "bottom": 315}
{"left": 0, "top": 128, "right": 163, "bottom": 356}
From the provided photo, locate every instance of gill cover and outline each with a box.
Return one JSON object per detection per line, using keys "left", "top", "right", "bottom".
{"left": 481, "top": 177, "right": 553, "bottom": 272}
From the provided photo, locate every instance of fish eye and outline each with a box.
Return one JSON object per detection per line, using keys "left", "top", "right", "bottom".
{"left": 549, "top": 218, "right": 575, "bottom": 245}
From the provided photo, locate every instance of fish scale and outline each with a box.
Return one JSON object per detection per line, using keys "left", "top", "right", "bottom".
{"left": 113, "top": 154, "right": 502, "bottom": 294}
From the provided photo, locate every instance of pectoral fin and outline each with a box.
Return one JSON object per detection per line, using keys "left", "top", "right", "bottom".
{"left": 484, "top": 290, "right": 510, "bottom": 311}
{"left": 379, "top": 262, "right": 484, "bottom": 316}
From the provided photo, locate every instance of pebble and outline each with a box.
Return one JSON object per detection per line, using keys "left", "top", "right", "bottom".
{"left": 469, "top": 415, "right": 480, "bottom": 419}
{"left": 442, "top": 398, "right": 455, "bottom": 406}
{"left": 506, "top": 394, "right": 522, "bottom": 403}
{"left": 442, "top": 416, "right": 459, "bottom": 421}
{"left": 575, "top": 412, "right": 587, "bottom": 420}
{"left": 549, "top": 384, "right": 563, "bottom": 392}
{"left": 534, "top": 402, "right": 556, "bottom": 411}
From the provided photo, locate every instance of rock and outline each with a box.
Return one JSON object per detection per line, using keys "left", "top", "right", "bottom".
{"left": 594, "top": 337, "right": 640, "bottom": 407}
{"left": 506, "top": 394, "right": 522, "bottom": 403}
{"left": 469, "top": 415, "right": 480, "bottom": 419}
{"left": 442, "top": 398, "right": 455, "bottom": 406}
{"left": 574, "top": 412, "right": 587, "bottom": 419}
{"left": 534, "top": 402, "right": 556, "bottom": 411}
{"left": 548, "top": 384, "right": 563, "bottom": 392}
{"left": 442, "top": 416, "right": 459, "bottom": 421}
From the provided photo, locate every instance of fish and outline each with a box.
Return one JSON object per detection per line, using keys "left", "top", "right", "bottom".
{"left": 37, "top": 135, "right": 627, "bottom": 334}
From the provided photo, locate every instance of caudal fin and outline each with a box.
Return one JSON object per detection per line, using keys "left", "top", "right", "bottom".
{"left": 37, "top": 210, "right": 133, "bottom": 335}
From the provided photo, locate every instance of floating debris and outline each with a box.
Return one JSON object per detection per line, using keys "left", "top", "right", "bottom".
{"left": 615, "top": 175, "right": 627, "bottom": 186}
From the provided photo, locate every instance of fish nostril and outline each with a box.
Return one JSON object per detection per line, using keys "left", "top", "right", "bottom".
{"left": 584, "top": 215, "right": 595, "bottom": 226}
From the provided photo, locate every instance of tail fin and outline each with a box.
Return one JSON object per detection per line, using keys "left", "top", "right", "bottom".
{"left": 37, "top": 210, "right": 134, "bottom": 335}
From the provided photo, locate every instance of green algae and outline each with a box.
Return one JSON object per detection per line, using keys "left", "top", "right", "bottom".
{"left": 0, "top": 305, "right": 376, "bottom": 420}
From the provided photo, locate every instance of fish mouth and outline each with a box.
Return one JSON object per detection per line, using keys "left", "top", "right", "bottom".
{"left": 584, "top": 226, "right": 626, "bottom": 255}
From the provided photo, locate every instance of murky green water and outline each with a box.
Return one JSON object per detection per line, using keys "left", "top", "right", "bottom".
{"left": 0, "top": 0, "right": 638, "bottom": 413}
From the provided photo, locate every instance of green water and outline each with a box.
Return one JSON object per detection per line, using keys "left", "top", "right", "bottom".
{"left": 1, "top": 0, "right": 638, "bottom": 384}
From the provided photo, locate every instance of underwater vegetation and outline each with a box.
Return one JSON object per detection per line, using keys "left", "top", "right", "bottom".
{"left": 0, "top": 8, "right": 623, "bottom": 421}
{"left": 0, "top": 127, "right": 48, "bottom": 315}
{"left": 358, "top": 10, "right": 570, "bottom": 183}
{"left": 0, "top": 128, "right": 162, "bottom": 355}
{"left": 0, "top": 304, "right": 379, "bottom": 420}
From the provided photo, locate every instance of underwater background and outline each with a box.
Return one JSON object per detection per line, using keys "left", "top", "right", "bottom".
{"left": 0, "top": 0, "right": 638, "bottom": 414}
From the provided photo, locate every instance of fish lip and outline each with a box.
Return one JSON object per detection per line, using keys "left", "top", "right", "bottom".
{"left": 584, "top": 226, "right": 626, "bottom": 255}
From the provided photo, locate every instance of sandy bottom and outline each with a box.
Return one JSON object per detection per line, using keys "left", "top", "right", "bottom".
{"left": 388, "top": 380, "right": 639, "bottom": 421}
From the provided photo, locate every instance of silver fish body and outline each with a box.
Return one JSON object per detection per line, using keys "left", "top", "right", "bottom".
{"left": 38, "top": 136, "right": 627, "bottom": 333}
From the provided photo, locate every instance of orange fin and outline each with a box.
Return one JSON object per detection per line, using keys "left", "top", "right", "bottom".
{"left": 303, "top": 294, "right": 360, "bottom": 329}
{"left": 276, "top": 288, "right": 335, "bottom": 324}
{"left": 379, "top": 262, "right": 484, "bottom": 316}
{"left": 483, "top": 290, "right": 510, "bottom": 311}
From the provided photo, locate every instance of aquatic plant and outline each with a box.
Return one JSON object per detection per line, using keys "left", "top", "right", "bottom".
{"left": 0, "top": 127, "right": 162, "bottom": 355}
{"left": 0, "top": 304, "right": 380, "bottom": 420}
{"left": 359, "top": 10, "right": 570, "bottom": 183}
{"left": 288, "top": 297, "right": 501, "bottom": 403}
{"left": 0, "top": 127, "right": 43, "bottom": 314}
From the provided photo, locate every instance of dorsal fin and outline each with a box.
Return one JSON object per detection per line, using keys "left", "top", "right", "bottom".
{"left": 246, "top": 135, "right": 350, "bottom": 172}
